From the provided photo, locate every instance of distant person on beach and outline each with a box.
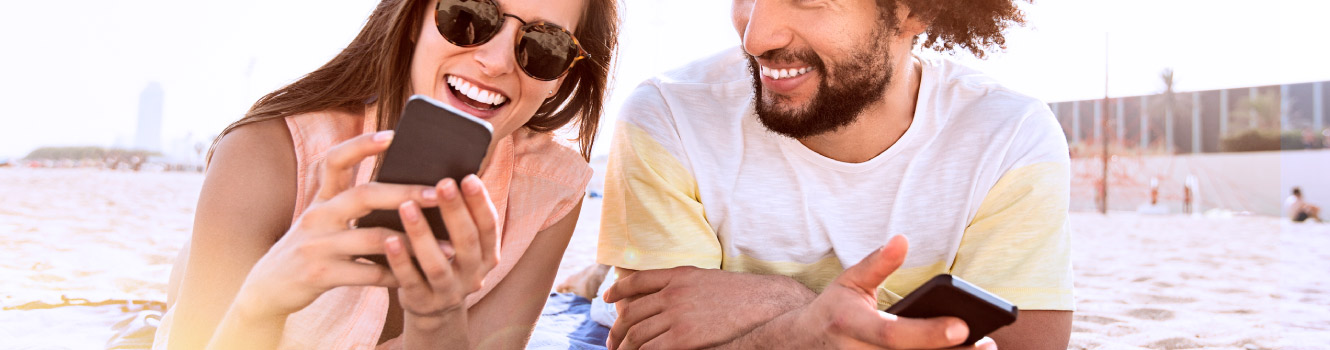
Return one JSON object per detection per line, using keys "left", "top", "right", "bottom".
{"left": 154, "top": 0, "right": 618, "bottom": 349}
{"left": 1137, "top": 178, "right": 1169, "bottom": 215}
{"left": 1287, "top": 187, "right": 1323, "bottom": 223}
{"left": 1302, "top": 130, "right": 1324, "bottom": 149}
{"left": 595, "top": 0, "right": 1072, "bottom": 349}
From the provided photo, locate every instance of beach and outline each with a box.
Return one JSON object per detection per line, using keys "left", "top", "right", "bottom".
{"left": 1, "top": 167, "right": 1327, "bottom": 349}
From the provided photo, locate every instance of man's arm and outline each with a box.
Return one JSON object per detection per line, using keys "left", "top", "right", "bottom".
{"left": 988, "top": 310, "right": 1072, "bottom": 350}
{"left": 718, "top": 236, "right": 990, "bottom": 350}
{"left": 605, "top": 266, "right": 817, "bottom": 350}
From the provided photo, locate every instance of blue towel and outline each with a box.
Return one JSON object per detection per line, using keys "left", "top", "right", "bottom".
{"left": 527, "top": 293, "right": 609, "bottom": 350}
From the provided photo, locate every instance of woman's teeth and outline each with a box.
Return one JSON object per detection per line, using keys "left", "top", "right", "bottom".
{"left": 760, "top": 66, "right": 813, "bottom": 80}
{"left": 447, "top": 75, "right": 508, "bottom": 106}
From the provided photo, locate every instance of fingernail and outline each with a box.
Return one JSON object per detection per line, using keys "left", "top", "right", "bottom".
{"left": 440, "top": 179, "right": 458, "bottom": 199}
{"left": 421, "top": 188, "right": 438, "bottom": 202}
{"left": 373, "top": 130, "right": 395, "bottom": 143}
{"left": 462, "top": 175, "right": 481, "bottom": 195}
{"left": 946, "top": 320, "right": 968, "bottom": 343}
{"left": 440, "top": 244, "right": 455, "bottom": 259}
{"left": 385, "top": 235, "right": 402, "bottom": 255}
{"left": 400, "top": 201, "right": 419, "bottom": 222}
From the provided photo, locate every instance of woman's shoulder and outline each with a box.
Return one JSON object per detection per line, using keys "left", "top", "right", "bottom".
{"left": 202, "top": 118, "right": 300, "bottom": 241}
{"left": 283, "top": 109, "right": 371, "bottom": 154}
{"left": 509, "top": 129, "right": 592, "bottom": 193}
{"left": 212, "top": 118, "right": 297, "bottom": 173}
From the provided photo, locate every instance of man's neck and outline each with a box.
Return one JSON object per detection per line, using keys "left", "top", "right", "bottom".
{"left": 798, "top": 55, "right": 922, "bottom": 163}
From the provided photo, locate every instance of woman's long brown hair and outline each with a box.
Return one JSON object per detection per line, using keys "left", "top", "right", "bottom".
{"left": 208, "top": 0, "right": 618, "bottom": 164}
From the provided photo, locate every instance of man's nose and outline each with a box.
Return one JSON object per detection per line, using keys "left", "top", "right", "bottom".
{"left": 740, "top": 0, "right": 794, "bottom": 59}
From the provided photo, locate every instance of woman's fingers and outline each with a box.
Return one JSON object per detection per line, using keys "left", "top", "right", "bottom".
{"left": 459, "top": 175, "right": 501, "bottom": 272}
{"left": 311, "top": 182, "right": 438, "bottom": 226}
{"left": 399, "top": 199, "right": 455, "bottom": 288}
{"left": 324, "top": 260, "right": 398, "bottom": 289}
{"left": 315, "top": 227, "right": 408, "bottom": 257}
{"left": 436, "top": 178, "right": 484, "bottom": 290}
{"left": 384, "top": 235, "right": 428, "bottom": 295}
{"left": 314, "top": 130, "right": 394, "bottom": 203}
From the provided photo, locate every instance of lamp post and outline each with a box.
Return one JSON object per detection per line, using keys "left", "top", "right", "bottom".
{"left": 1100, "top": 32, "right": 1110, "bottom": 215}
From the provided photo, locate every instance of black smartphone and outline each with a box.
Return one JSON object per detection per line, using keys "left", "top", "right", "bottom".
{"left": 355, "top": 95, "right": 492, "bottom": 265}
{"left": 884, "top": 274, "right": 1019, "bottom": 346}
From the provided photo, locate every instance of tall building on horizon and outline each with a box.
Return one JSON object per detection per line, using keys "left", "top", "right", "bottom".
{"left": 135, "top": 81, "right": 164, "bottom": 152}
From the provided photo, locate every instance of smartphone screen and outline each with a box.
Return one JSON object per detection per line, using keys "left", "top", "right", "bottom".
{"left": 355, "top": 95, "right": 492, "bottom": 264}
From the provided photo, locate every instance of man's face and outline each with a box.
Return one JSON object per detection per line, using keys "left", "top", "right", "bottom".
{"left": 732, "top": 0, "right": 900, "bottom": 139}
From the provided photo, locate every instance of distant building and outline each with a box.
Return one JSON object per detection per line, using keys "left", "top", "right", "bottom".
{"left": 135, "top": 82, "right": 165, "bottom": 152}
{"left": 1049, "top": 80, "right": 1328, "bottom": 154}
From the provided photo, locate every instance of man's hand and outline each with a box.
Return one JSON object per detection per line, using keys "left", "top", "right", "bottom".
{"left": 603, "top": 266, "right": 816, "bottom": 349}
{"left": 721, "top": 235, "right": 996, "bottom": 350}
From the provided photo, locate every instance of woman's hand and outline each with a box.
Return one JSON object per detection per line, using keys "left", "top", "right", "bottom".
{"left": 383, "top": 174, "right": 501, "bottom": 348}
{"left": 227, "top": 130, "right": 440, "bottom": 320}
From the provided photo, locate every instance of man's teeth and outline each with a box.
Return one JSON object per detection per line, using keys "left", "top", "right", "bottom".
{"left": 447, "top": 76, "right": 508, "bottom": 106}
{"left": 760, "top": 66, "right": 813, "bottom": 80}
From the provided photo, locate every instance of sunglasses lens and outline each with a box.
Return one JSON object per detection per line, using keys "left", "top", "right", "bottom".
{"left": 436, "top": 0, "right": 502, "bottom": 46}
{"left": 516, "top": 25, "right": 580, "bottom": 80}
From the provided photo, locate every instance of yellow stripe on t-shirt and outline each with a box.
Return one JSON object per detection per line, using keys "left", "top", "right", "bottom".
{"left": 721, "top": 254, "right": 844, "bottom": 294}
{"left": 721, "top": 253, "right": 957, "bottom": 311}
{"left": 598, "top": 123, "right": 723, "bottom": 270}
{"left": 952, "top": 161, "right": 1075, "bottom": 311}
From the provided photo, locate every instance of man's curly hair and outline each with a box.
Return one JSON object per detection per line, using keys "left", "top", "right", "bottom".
{"left": 879, "top": 0, "right": 1030, "bottom": 58}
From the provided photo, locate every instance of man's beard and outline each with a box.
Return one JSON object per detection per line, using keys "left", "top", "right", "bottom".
{"left": 747, "top": 29, "right": 895, "bottom": 139}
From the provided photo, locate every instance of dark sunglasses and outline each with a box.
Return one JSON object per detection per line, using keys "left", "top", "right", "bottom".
{"left": 435, "top": 0, "right": 588, "bottom": 81}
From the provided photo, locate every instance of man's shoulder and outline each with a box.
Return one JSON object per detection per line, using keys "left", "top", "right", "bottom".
{"left": 921, "top": 55, "right": 1058, "bottom": 137}
{"left": 626, "top": 47, "right": 753, "bottom": 109}
{"left": 924, "top": 56, "right": 1048, "bottom": 117}
{"left": 653, "top": 46, "right": 753, "bottom": 87}
{"left": 618, "top": 47, "right": 755, "bottom": 142}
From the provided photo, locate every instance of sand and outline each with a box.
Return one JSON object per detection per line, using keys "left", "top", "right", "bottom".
{"left": 0, "top": 168, "right": 198, "bottom": 307}
{"left": 1066, "top": 214, "right": 1330, "bottom": 349}
{"left": 1, "top": 167, "right": 1328, "bottom": 349}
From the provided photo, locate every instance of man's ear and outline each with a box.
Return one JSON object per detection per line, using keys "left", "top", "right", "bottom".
{"left": 896, "top": 6, "right": 929, "bottom": 38}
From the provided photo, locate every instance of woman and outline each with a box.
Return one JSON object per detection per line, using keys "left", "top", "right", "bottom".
{"left": 153, "top": 0, "right": 618, "bottom": 348}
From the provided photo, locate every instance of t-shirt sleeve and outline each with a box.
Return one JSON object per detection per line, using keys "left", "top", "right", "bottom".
{"left": 596, "top": 82, "right": 723, "bottom": 270}
{"left": 950, "top": 105, "right": 1075, "bottom": 311}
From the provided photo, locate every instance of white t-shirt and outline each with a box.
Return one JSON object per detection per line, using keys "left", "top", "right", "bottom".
{"left": 597, "top": 47, "right": 1074, "bottom": 310}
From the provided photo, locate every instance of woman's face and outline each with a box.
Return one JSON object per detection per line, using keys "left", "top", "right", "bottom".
{"left": 411, "top": 0, "right": 588, "bottom": 153}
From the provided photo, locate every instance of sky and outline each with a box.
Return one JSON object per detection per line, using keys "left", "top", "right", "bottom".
{"left": 0, "top": 0, "right": 1326, "bottom": 160}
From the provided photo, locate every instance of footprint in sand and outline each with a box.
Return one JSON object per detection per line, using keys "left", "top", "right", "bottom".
{"left": 1126, "top": 308, "right": 1175, "bottom": 320}
{"left": 1146, "top": 337, "right": 1201, "bottom": 350}
{"left": 1073, "top": 314, "right": 1123, "bottom": 325}
{"left": 1146, "top": 295, "right": 1197, "bottom": 304}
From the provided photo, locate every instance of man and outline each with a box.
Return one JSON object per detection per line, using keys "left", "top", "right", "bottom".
{"left": 597, "top": 0, "right": 1073, "bottom": 349}
{"left": 1287, "top": 187, "right": 1323, "bottom": 223}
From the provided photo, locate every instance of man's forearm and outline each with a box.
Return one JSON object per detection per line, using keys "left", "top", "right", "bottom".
{"left": 711, "top": 305, "right": 817, "bottom": 349}
{"left": 605, "top": 266, "right": 820, "bottom": 349}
